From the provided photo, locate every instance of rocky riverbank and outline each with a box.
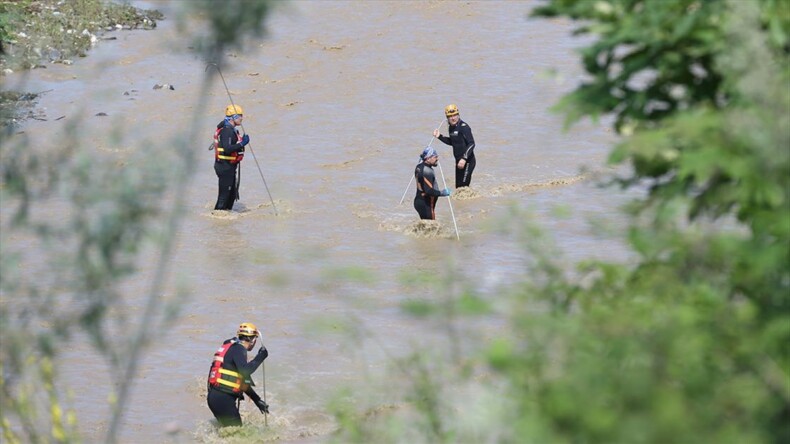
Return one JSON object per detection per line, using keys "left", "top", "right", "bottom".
{"left": 0, "top": 0, "right": 163, "bottom": 126}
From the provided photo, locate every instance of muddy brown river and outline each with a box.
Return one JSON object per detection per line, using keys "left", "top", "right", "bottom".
{"left": 2, "top": 1, "right": 632, "bottom": 442}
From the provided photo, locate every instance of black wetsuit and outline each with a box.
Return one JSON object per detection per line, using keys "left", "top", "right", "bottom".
{"left": 206, "top": 339, "right": 268, "bottom": 427}
{"left": 414, "top": 161, "right": 444, "bottom": 220}
{"left": 214, "top": 121, "right": 245, "bottom": 210}
{"left": 437, "top": 119, "right": 476, "bottom": 188}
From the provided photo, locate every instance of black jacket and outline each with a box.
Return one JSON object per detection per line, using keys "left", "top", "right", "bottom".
{"left": 414, "top": 162, "right": 442, "bottom": 198}
{"left": 210, "top": 338, "right": 268, "bottom": 401}
{"left": 438, "top": 119, "right": 476, "bottom": 161}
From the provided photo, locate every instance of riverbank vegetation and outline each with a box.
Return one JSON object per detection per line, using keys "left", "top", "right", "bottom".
{"left": 0, "top": 0, "right": 163, "bottom": 128}
{"left": 0, "top": 0, "right": 162, "bottom": 72}
{"left": 0, "top": 89, "right": 40, "bottom": 127}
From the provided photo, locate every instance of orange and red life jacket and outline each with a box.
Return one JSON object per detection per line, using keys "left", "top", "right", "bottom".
{"left": 207, "top": 339, "right": 250, "bottom": 394}
{"left": 214, "top": 126, "right": 244, "bottom": 164}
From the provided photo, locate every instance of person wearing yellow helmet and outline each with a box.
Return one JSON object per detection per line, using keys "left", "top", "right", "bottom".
{"left": 207, "top": 322, "right": 269, "bottom": 427}
{"left": 213, "top": 104, "right": 250, "bottom": 210}
{"left": 434, "top": 104, "right": 477, "bottom": 188}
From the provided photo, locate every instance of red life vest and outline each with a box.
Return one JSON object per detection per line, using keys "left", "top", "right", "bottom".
{"left": 207, "top": 339, "right": 250, "bottom": 395}
{"left": 214, "top": 126, "right": 244, "bottom": 164}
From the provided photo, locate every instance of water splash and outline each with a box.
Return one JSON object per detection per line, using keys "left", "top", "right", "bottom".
{"left": 452, "top": 186, "right": 480, "bottom": 200}
{"left": 204, "top": 200, "right": 289, "bottom": 219}
{"left": 193, "top": 407, "right": 336, "bottom": 443}
{"left": 402, "top": 220, "right": 456, "bottom": 239}
{"left": 489, "top": 174, "right": 589, "bottom": 197}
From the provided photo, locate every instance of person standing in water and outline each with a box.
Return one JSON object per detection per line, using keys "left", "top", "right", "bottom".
{"left": 414, "top": 146, "right": 451, "bottom": 220}
{"left": 207, "top": 322, "right": 269, "bottom": 427}
{"left": 213, "top": 104, "right": 250, "bottom": 210}
{"left": 434, "top": 104, "right": 476, "bottom": 188}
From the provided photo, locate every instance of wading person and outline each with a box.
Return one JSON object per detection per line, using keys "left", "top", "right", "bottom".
{"left": 213, "top": 104, "right": 250, "bottom": 210}
{"left": 207, "top": 322, "right": 270, "bottom": 427}
{"left": 434, "top": 104, "right": 476, "bottom": 188}
{"left": 414, "top": 146, "right": 451, "bottom": 220}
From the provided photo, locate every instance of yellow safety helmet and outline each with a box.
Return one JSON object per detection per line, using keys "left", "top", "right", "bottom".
{"left": 444, "top": 104, "right": 459, "bottom": 117}
{"left": 225, "top": 104, "right": 244, "bottom": 117}
{"left": 237, "top": 322, "right": 259, "bottom": 338}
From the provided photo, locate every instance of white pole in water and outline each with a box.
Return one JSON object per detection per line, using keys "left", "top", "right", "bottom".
{"left": 262, "top": 360, "right": 268, "bottom": 427}
{"left": 436, "top": 160, "right": 460, "bottom": 240}
{"left": 399, "top": 119, "right": 446, "bottom": 205}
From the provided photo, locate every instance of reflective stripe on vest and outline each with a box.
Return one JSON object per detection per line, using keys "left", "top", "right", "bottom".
{"left": 215, "top": 368, "right": 243, "bottom": 389}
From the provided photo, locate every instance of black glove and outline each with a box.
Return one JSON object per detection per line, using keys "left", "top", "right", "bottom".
{"left": 255, "top": 398, "right": 269, "bottom": 414}
{"left": 257, "top": 346, "right": 268, "bottom": 359}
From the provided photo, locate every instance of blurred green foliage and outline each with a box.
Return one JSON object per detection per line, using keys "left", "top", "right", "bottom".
{"left": 522, "top": 0, "right": 788, "bottom": 440}
{"left": 180, "top": 0, "right": 275, "bottom": 62}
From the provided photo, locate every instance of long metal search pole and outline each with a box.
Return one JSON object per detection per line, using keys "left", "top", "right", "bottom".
{"left": 262, "top": 356, "right": 268, "bottom": 426}
{"left": 398, "top": 119, "right": 446, "bottom": 205}
{"left": 205, "top": 63, "right": 278, "bottom": 216}
{"left": 436, "top": 160, "right": 460, "bottom": 240}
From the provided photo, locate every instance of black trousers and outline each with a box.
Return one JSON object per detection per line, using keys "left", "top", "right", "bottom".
{"left": 214, "top": 161, "right": 238, "bottom": 210}
{"left": 207, "top": 388, "right": 242, "bottom": 427}
{"left": 455, "top": 157, "right": 476, "bottom": 188}
{"left": 414, "top": 195, "right": 436, "bottom": 220}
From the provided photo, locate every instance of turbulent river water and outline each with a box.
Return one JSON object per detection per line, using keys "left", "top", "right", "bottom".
{"left": 3, "top": 1, "right": 634, "bottom": 442}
